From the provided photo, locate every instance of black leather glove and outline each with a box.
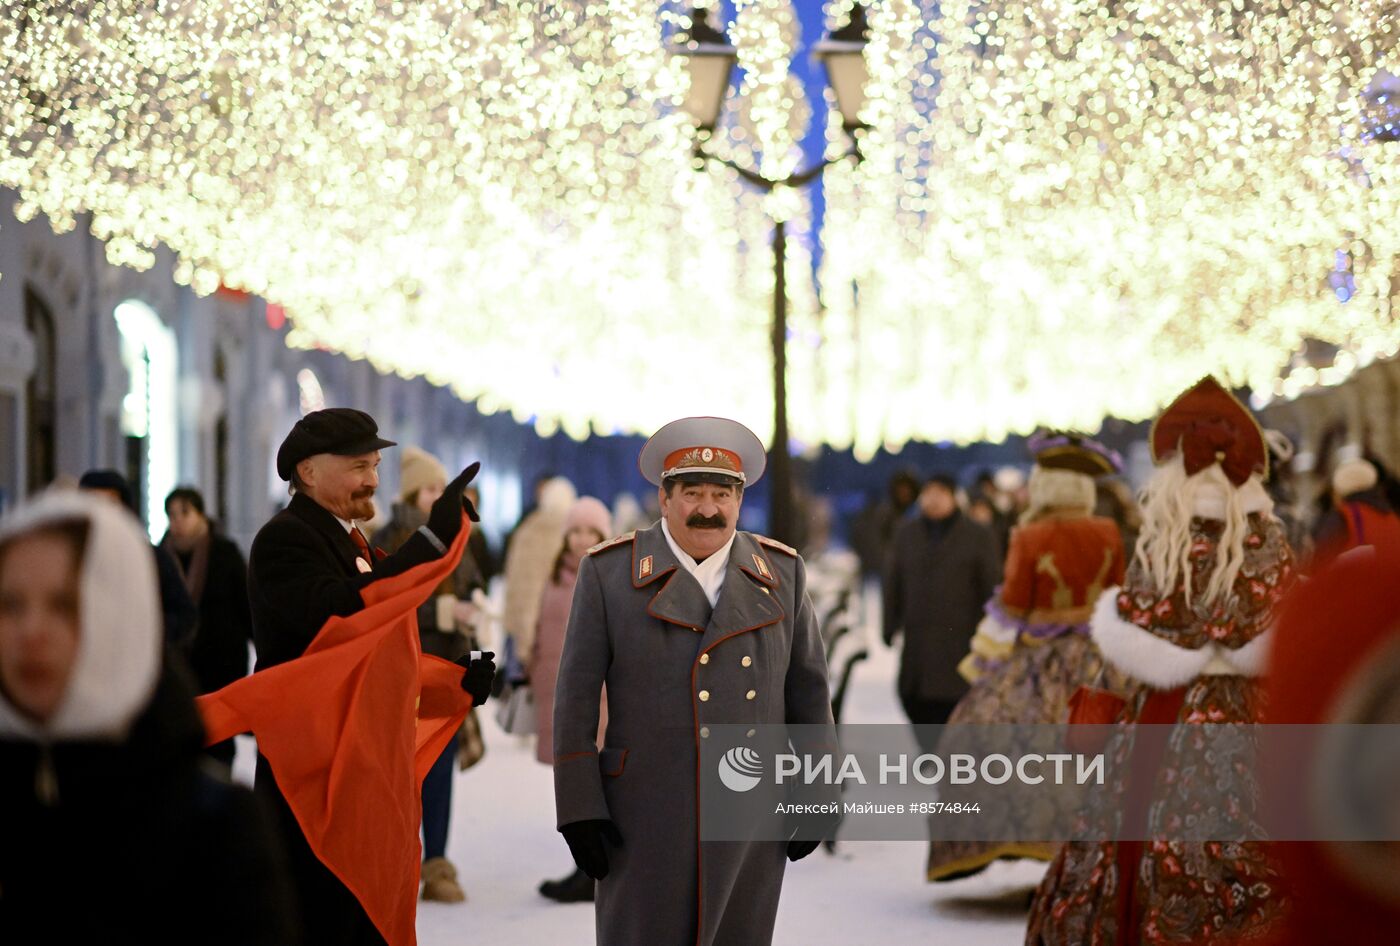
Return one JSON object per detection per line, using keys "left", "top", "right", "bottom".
{"left": 426, "top": 462, "right": 481, "bottom": 546}
{"left": 560, "top": 819, "right": 622, "bottom": 881}
{"left": 785, "top": 807, "right": 840, "bottom": 862}
{"left": 455, "top": 651, "right": 496, "bottom": 706}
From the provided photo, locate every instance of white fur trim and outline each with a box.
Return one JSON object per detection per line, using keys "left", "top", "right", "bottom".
{"left": 1221, "top": 627, "right": 1272, "bottom": 677}
{"left": 975, "top": 610, "right": 1019, "bottom": 645}
{"left": 0, "top": 492, "right": 160, "bottom": 741}
{"left": 1332, "top": 458, "right": 1378, "bottom": 498}
{"left": 1090, "top": 587, "right": 1212, "bottom": 688}
{"left": 1028, "top": 466, "right": 1094, "bottom": 515}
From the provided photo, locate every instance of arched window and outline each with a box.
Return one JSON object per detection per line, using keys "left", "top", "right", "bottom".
{"left": 114, "top": 299, "right": 178, "bottom": 540}
{"left": 23, "top": 286, "right": 56, "bottom": 494}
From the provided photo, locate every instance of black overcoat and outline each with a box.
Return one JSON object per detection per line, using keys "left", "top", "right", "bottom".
{"left": 185, "top": 533, "right": 256, "bottom": 694}
{"left": 246, "top": 491, "right": 444, "bottom": 946}
{"left": 0, "top": 665, "right": 297, "bottom": 946}
{"left": 883, "top": 512, "right": 1003, "bottom": 702}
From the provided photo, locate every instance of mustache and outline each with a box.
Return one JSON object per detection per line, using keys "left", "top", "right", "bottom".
{"left": 352, "top": 488, "right": 376, "bottom": 500}
{"left": 686, "top": 513, "right": 727, "bottom": 530}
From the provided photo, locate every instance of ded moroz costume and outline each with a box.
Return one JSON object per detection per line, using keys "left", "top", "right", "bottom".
{"left": 1026, "top": 378, "right": 1297, "bottom": 946}
{"left": 552, "top": 417, "right": 836, "bottom": 946}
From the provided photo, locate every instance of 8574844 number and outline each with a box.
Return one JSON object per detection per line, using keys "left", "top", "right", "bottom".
{"left": 909, "top": 802, "right": 981, "bottom": 814}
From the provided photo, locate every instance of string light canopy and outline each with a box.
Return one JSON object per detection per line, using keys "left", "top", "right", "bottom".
{"left": 9, "top": 1, "right": 1396, "bottom": 454}
{"left": 819, "top": 0, "right": 1400, "bottom": 457}
{"left": 0, "top": 0, "right": 813, "bottom": 442}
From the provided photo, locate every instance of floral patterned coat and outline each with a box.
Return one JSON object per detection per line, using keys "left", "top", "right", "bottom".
{"left": 1027, "top": 512, "right": 1296, "bottom": 946}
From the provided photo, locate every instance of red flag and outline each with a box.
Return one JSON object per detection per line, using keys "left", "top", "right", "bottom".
{"left": 197, "top": 518, "right": 475, "bottom": 946}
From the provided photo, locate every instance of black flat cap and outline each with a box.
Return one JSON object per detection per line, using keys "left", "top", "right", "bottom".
{"left": 276, "top": 408, "right": 397, "bottom": 481}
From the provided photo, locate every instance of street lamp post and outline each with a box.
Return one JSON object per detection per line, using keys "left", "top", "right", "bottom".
{"left": 673, "top": 3, "right": 869, "bottom": 546}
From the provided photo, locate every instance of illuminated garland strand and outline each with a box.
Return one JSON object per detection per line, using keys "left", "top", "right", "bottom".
{"left": 0, "top": 0, "right": 818, "bottom": 442}
{"left": 821, "top": 0, "right": 1400, "bottom": 454}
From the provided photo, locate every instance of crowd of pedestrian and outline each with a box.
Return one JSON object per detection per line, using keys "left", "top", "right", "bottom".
{"left": 2, "top": 390, "right": 1397, "bottom": 946}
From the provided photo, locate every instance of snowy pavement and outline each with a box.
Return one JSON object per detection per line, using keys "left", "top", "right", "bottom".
{"left": 234, "top": 623, "right": 1043, "bottom": 945}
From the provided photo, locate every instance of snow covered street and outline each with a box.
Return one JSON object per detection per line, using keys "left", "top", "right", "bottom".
{"left": 235, "top": 628, "right": 1043, "bottom": 945}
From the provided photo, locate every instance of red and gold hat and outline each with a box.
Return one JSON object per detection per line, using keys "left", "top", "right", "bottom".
{"left": 638, "top": 416, "right": 767, "bottom": 487}
{"left": 1150, "top": 376, "right": 1268, "bottom": 485}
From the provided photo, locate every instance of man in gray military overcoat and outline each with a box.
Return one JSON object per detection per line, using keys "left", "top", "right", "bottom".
{"left": 552, "top": 416, "right": 836, "bottom": 946}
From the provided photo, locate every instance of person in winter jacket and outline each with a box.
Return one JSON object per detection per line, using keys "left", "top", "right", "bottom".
{"left": 501, "top": 476, "right": 576, "bottom": 677}
{"left": 160, "top": 486, "right": 253, "bottom": 769}
{"left": 1312, "top": 456, "right": 1400, "bottom": 568}
{"left": 371, "top": 446, "right": 484, "bottom": 904}
{"left": 533, "top": 496, "right": 612, "bottom": 903}
{"left": 883, "top": 472, "right": 1003, "bottom": 737}
{"left": 0, "top": 491, "right": 297, "bottom": 946}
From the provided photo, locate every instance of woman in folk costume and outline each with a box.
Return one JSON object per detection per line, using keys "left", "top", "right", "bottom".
{"left": 927, "top": 431, "right": 1128, "bottom": 883}
{"left": 1027, "top": 377, "right": 1298, "bottom": 946}
{"left": 533, "top": 495, "right": 612, "bottom": 904}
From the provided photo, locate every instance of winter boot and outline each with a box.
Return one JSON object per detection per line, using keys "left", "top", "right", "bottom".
{"left": 539, "top": 867, "right": 595, "bottom": 903}
{"left": 422, "top": 857, "right": 466, "bottom": 903}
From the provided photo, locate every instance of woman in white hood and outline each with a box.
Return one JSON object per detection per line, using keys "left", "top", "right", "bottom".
{"left": 0, "top": 491, "right": 296, "bottom": 945}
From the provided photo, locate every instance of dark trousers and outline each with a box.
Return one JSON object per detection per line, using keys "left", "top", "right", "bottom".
{"left": 900, "top": 693, "right": 960, "bottom": 756}
{"left": 421, "top": 741, "right": 455, "bottom": 862}
{"left": 206, "top": 738, "right": 237, "bottom": 770}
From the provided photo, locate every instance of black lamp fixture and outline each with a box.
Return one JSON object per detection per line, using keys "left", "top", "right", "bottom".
{"left": 813, "top": 3, "right": 871, "bottom": 133}
{"left": 674, "top": 4, "right": 871, "bottom": 139}
{"left": 668, "top": 2, "right": 872, "bottom": 546}
{"left": 673, "top": 5, "right": 739, "bottom": 133}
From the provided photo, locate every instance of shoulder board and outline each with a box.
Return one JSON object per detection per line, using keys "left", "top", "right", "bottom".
{"left": 588, "top": 531, "right": 635, "bottom": 556}
{"left": 755, "top": 535, "right": 798, "bottom": 557}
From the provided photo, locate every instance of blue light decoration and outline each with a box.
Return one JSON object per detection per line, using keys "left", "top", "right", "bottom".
{"left": 1329, "top": 249, "right": 1356, "bottom": 304}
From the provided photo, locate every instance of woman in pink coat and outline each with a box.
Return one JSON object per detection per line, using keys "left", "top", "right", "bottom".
{"left": 532, "top": 496, "right": 612, "bottom": 902}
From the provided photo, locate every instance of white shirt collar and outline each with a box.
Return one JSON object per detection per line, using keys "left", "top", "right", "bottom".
{"left": 334, "top": 515, "right": 356, "bottom": 533}
{"left": 660, "top": 518, "right": 735, "bottom": 608}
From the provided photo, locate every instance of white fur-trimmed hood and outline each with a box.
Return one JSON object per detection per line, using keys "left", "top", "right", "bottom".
{"left": 1090, "top": 586, "right": 1274, "bottom": 688}
{"left": 0, "top": 491, "right": 161, "bottom": 742}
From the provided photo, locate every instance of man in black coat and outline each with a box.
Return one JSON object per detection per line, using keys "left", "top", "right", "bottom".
{"left": 160, "top": 486, "right": 254, "bottom": 769}
{"left": 883, "top": 473, "right": 1002, "bottom": 740}
{"left": 247, "top": 408, "right": 496, "bottom": 946}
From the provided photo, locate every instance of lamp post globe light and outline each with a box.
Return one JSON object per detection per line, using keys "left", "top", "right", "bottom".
{"left": 672, "top": 3, "right": 869, "bottom": 545}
